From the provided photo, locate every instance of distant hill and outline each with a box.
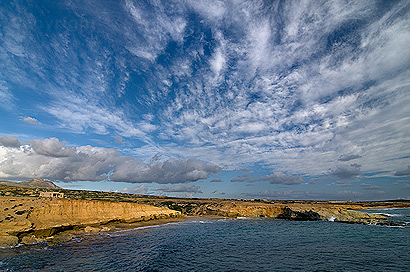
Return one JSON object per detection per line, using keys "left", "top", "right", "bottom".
{"left": 0, "top": 179, "right": 61, "bottom": 189}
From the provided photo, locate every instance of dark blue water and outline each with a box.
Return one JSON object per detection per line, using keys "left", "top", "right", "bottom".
{"left": 1, "top": 208, "right": 409, "bottom": 272}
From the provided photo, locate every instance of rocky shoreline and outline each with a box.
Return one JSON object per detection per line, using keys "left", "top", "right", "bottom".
{"left": 1, "top": 195, "right": 409, "bottom": 247}
{"left": 0, "top": 197, "right": 181, "bottom": 247}
{"left": 1, "top": 180, "right": 409, "bottom": 247}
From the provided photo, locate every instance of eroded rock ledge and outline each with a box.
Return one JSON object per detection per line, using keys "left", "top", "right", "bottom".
{"left": 0, "top": 197, "right": 181, "bottom": 247}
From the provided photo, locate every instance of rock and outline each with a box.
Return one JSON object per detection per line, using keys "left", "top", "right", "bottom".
{"left": 277, "top": 207, "right": 321, "bottom": 221}
{"left": 21, "top": 235, "right": 45, "bottom": 245}
{"left": 315, "top": 208, "right": 388, "bottom": 224}
{"left": 84, "top": 226, "right": 100, "bottom": 233}
{"left": 0, "top": 197, "right": 181, "bottom": 242}
{"left": 1, "top": 220, "right": 33, "bottom": 236}
{"left": 0, "top": 234, "right": 19, "bottom": 247}
{"left": 100, "top": 227, "right": 111, "bottom": 232}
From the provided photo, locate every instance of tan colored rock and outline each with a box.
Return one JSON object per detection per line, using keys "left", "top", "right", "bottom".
{"left": 84, "top": 226, "right": 100, "bottom": 233}
{"left": 100, "top": 226, "right": 111, "bottom": 232}
{"left": 27, "top": 198, "right": 180, "bottom": 229}
{"left": 0, "top": 234, "right": 19, "bottom": 247}
{"left": 0, "top": 196, "right": 181, "bottom": 246}
{"left": 1, "top": 220, "right": 33, "bottom": 235}
{"left": 21, "top": 235, "right": 45, "bottom": 245}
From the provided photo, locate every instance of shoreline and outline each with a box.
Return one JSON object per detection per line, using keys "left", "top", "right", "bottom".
{"left": 43, "top": 215, "right": 229, "bottom": 246}
{"left": 0, "top": 215, "right": 228, "bottom": 250}
{"left": 1, "top": 192, "right": 409, "bottom": 248}
{"left": 2, "top": 209, "right": 409, "bottom": 250}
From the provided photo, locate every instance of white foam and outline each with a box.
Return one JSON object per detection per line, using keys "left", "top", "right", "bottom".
{"left": 110, "top": 221, "right": 183, "bottom": 236}
{"left": 0, "top": 243, "right": 24, "bottom": 249}
{"left": 372, "top": 212, "right": 400, "bottom": 217}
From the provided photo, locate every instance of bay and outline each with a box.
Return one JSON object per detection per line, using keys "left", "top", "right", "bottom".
{"left": 1, "top": 209, "right": 409, "bottom": 272}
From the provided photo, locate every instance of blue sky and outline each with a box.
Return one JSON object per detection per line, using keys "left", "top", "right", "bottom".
{"left": 1, "top": 0, "right": 409, "bottom": 200}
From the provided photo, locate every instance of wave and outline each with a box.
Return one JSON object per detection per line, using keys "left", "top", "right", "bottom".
{"left": 372, "top": 212, "right": 401, "bottom": 217}
{"left": 0, "top": 243, "right": 25, "bottom": 249}
{"left": 373, "top": 207, "right": 410, "bottom": 211}
{"left": 109, "top": 222, "right": 184, "bottom": 236}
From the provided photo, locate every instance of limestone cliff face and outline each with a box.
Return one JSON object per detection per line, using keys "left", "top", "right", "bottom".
{"left": 226, "top": 204, "right": 284, "bottom": 218}
{"left": 186, "top": 202, "right": 284, "bottom": 217}
{"left": 0, "top": 197, "right": 180, "bottom": 247}
{"left": 28, "top": 198, "right": 180, "bottom": 229}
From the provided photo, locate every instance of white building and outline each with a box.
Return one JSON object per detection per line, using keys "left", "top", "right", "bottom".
{"left": 39, "top": 191, "right": 64, "bottom": 198}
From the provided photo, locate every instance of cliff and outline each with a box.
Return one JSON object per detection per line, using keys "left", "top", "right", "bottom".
{"left": 194, "top": 202, "right": 389, "bottom": 224}
{"left": 0, "top": 197, "right": 181, "bottom": 247}
{"left": 161, "top": 200, "right": 392, "bottom": 224}
{"left": 1, "top": 190, "right": 408, "bottom": 247}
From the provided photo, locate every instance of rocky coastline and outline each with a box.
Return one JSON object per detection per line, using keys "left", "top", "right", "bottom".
{"left": 1, "top": 181, "right": 409, "bottom": 247}
{"left": 0, "top": 197, "right": 181, "bottom": 247}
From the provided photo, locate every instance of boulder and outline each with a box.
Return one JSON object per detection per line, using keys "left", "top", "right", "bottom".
{"left": 0, "top": 234, "right": 19, "bottom": 247}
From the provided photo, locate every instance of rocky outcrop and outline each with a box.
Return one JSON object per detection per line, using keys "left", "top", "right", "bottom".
{"left": 186, "top": 202, "right": 400, "bottom": 226}
{"left": 0, "top": 197, "right": 181, "bottom": 247}
{"left": 179, "top": 201, "right": 284, "bottom": 218}
{"left": 276, "top": 207, "right": 321, "bottom": 221}
{"left": 313, "top": 208, "right": 388, "bottom": 224}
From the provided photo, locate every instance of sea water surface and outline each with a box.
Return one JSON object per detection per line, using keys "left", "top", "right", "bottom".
{"left": 1, "top": 208, "right": 409, "bottom": 272}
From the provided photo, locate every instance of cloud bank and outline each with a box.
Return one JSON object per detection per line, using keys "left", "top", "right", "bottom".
{"left": 0, "top": 135, "right": 220, "bottom": 183}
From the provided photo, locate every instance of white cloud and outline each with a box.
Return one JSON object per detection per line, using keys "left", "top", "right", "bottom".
{"left": 122, "top": 184, "right": 148, "bottom": 195}
{"left": 210, "top": 178, "right": 222, "bottom": 183}
{"left": 394, "top": 165, "right": 410, "bottom": 177}
{"left": 329, "top": 164, "right": 362, "bottom": 180}
{"left": 152, "top": 184, "right": 202, "bottom": 194}
{"left": 0, "top": 80, "right": 14, "bottom": 110}
{"left": 22, "top": 116, "right": 40, "bottom": 125}
{"left": 0, "top": 136, "right": 220, "bottom": 183}
{"left": 123, "top": 0, "right": 186, "bottom": 61}
{"left": 245, "top": 190, "right": 295, "bottom": 199}
{"left": 110, "top": 157, "right": 221, "bottom": 184}
{"left": 231, "top": 172, "right": 304, "bottom": 185}
{"left": 338, "top": 154, "right": 362, "bottom": 162}
{"left": 114, "top": 136, "right": 124, "bottom": 144}
{"left": 260, "top": 172, "right": 304, "bottom": 185}
{"left": 42, "top": 93, "right": 156, "bottom": 143}
{"left": 0, "top": 135, "right": 21, "bottom": 148}
{"left": 361, "top": 183, "right": 381, "bottom": 190}
{"left": 209, "top": 47, "right": 226, "bottom": 76}
{"left": 1, "top": 0, "right": 409, "bottom": 185}
{"left": 150, "top": 0, "right": 410, "bottom": 180}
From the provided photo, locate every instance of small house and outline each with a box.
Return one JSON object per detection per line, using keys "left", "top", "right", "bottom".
{"left": 39, "top": 191, "right": 64, "bottom": 198}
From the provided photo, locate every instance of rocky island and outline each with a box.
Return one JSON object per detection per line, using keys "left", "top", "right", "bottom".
{"left": 1, "top": 179, "right": 409, "bottom": 247}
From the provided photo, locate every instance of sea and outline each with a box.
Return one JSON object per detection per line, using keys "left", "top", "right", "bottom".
{"left": 1, "top": 208, "right": 409, "bottom": 272}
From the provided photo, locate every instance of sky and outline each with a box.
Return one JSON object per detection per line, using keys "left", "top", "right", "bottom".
{"left": 0, "top": 0, "right": 409, "bottom": 201}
